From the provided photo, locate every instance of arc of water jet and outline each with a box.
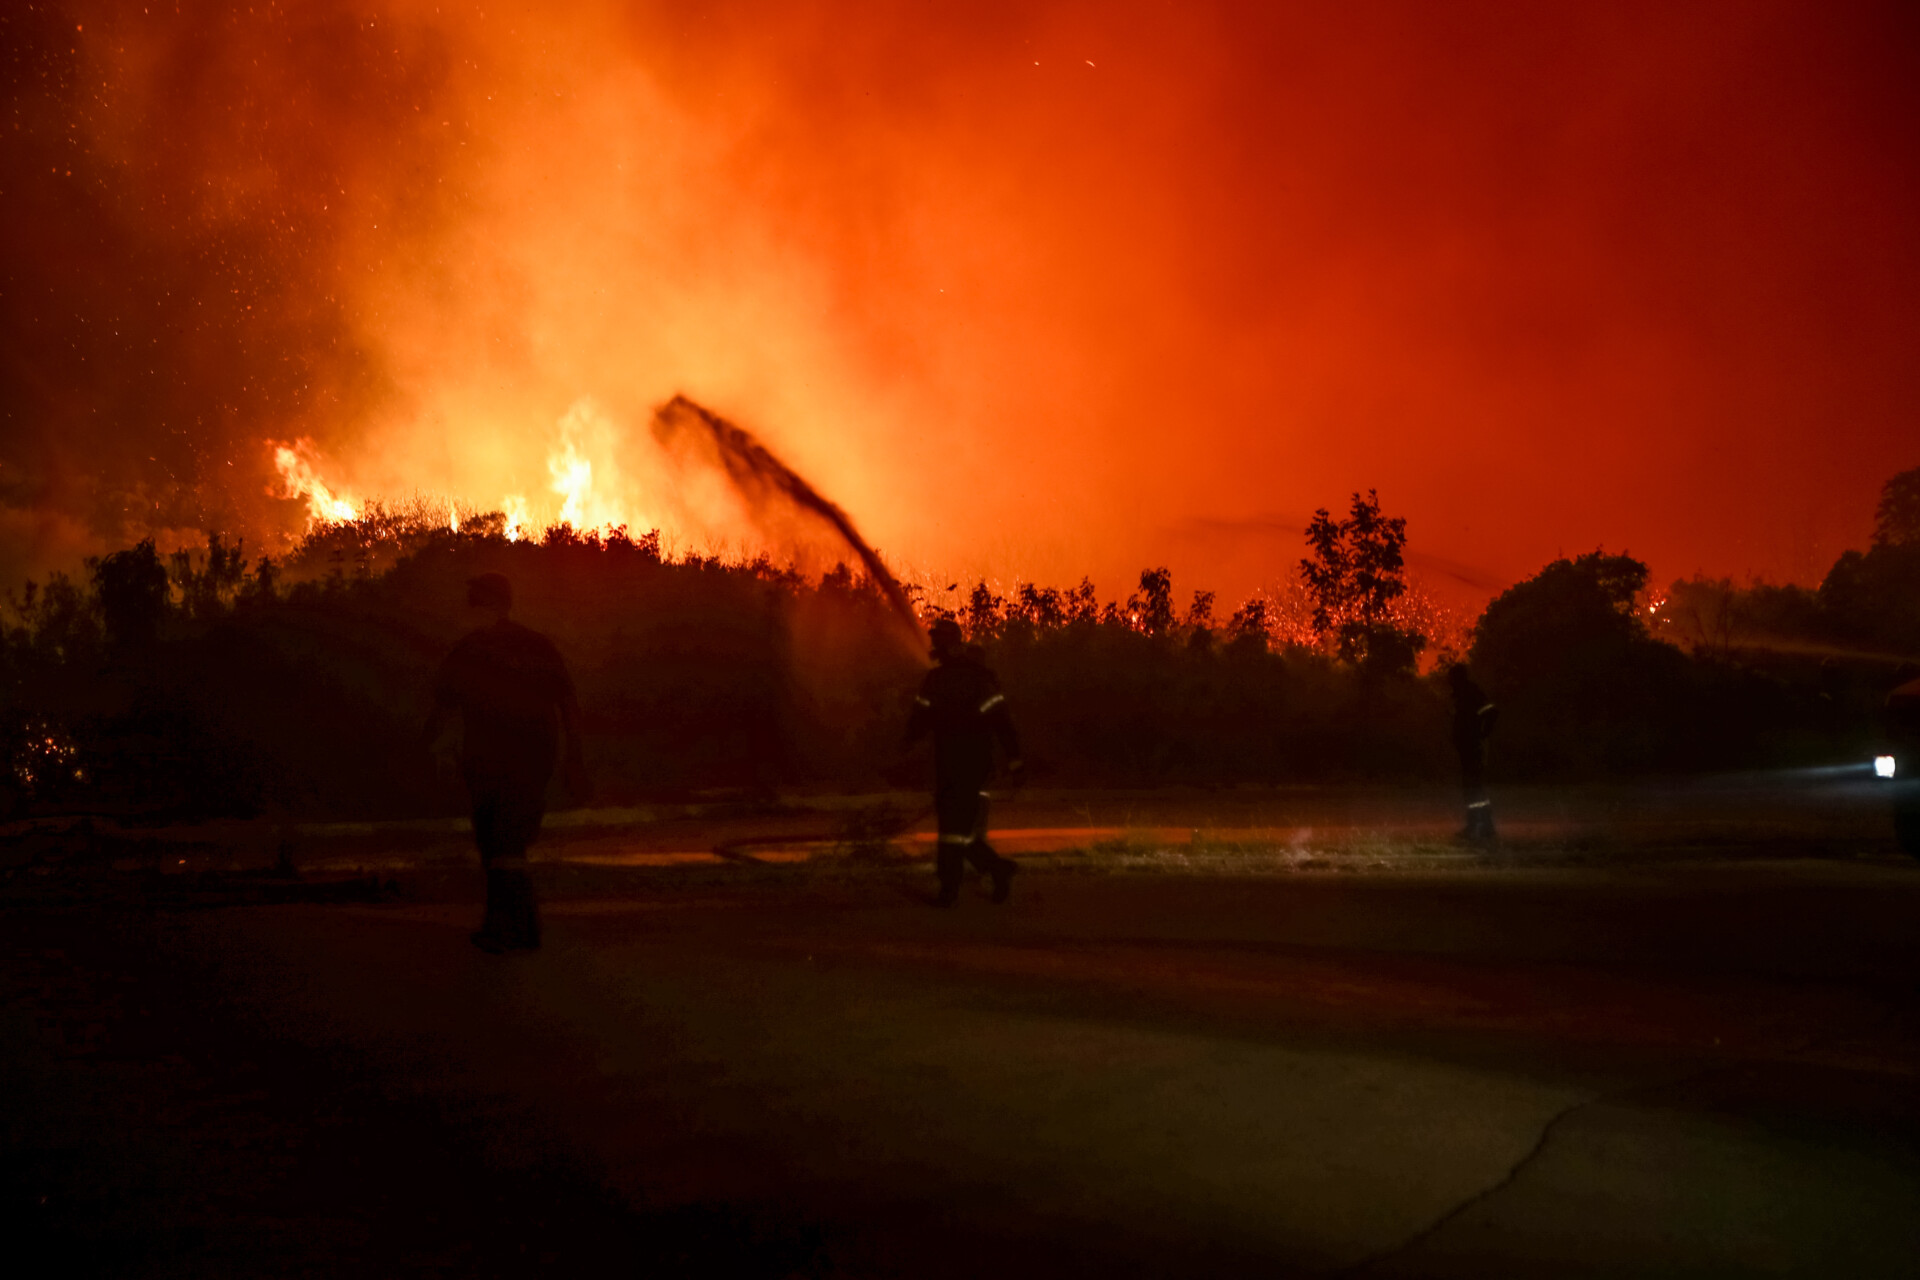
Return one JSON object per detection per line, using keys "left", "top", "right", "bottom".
{"left": 650, "top": 395, "right": 925, "bottom": 646}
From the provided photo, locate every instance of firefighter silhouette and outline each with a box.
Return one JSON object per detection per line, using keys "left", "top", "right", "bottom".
{"left": 424, "top": 573, "right": 587, "bottom": 952}
{"left": 907, "top": 618, "right": 1023, "bottom": 905}
{"left": 1449, "top": 663, "right": 1499, "bottom": 843}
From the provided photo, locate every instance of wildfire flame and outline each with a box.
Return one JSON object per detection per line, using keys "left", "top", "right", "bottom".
{"left": 545, "top": 397, "right": 645, "bottom": 535}
{"left": 273, "top": 440, "right": 360, "bottom": 525}
{"left": 550, "top": 441, "right": 593, "bottom": 527}
{"left": 502, "top": 495, "right": 529, "bottom": 543}
{"left": 268, "top": 397, "right": 656, "bottom": 543}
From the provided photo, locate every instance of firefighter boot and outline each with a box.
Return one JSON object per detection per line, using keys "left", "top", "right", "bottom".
{"left": 935, "top": 845, "right": 963, "bottom": 907}
{"left": 990, "top": 856, "right": 1018, "bottom": 905}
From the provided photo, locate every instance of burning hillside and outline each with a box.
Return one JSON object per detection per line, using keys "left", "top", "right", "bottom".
{"left": 269, "top": 393, "right": 921, "bottom": 637}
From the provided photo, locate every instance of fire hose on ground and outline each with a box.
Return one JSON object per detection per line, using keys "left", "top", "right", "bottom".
{"left": 710, "top": 804, "right": 938, "bottom": 865}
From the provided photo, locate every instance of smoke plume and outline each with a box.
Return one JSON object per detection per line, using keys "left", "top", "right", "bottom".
{"left": 4, "top": 1, "right": 1917, "bottom": 600}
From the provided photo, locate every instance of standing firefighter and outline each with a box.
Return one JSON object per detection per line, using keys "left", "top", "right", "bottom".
{"left": 424, "top": 573, "right": 587, "bottom": 953}
{"left": 908, "top": 618, "right": 1024, "bottom": 906}
{"left": 1449, "top": 663, "right": 1499, "bottom": 843}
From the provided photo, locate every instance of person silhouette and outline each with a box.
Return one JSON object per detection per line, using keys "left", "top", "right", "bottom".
{"left": 424, "top": 573, "right": 587, "bottom": 952}
{"left": 1448, "top": 663, "right": 1499, "bottom": 844}
{"left": 907, "top": 618, "right": 1024, "bottom": 906}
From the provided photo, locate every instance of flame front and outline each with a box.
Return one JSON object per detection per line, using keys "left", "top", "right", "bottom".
{"left": 273, "top": 441, "right": 360, "bottom": 525}
{"left": 502, "top": 495, "right": 529, "bottom": 543}
{"left": 267, "top": 396, "right": 667, "bottom": 545}
{"left": 550, "top": 442, "right": 593, "bottom": 527}
{"left": 545, "top": 397, "right": 645, "bottom": 535}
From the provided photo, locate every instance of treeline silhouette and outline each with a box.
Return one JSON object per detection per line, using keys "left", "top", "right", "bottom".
{"left": 3, "top": 470, "right": 1914, "bottom": 821}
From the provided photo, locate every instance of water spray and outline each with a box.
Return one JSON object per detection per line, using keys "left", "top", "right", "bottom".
{"left": 651, "top": 395, "right": 925, "bottom": 646}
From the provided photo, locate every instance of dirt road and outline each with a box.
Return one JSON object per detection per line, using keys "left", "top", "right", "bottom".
{"left": 8, "top": 847, "right": 1917, "bottom": 1277}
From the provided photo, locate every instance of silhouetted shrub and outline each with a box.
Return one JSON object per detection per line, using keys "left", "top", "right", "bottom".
{"left": 93, "top": 540, "right": 170, "bottom": 654}
{"left": 1471, "top": 551, "right": 1855, "bottom": 777}
{"left": 0, "top": 504, "right": 1898, "bottom": 819}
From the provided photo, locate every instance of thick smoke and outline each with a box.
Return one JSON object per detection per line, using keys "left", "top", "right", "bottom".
{"left": 4, "top": 1, "right": 1918, "bottom": 598}
{"left": 0, "top": 1, "right": 462, "bottom": 579}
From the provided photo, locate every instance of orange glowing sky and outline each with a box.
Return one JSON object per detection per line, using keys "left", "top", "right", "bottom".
{"left": 4, "top": 1, "right": 1918, "bottom": 604}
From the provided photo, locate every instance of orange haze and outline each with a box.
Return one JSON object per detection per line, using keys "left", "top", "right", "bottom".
{"left": 4, "top": 1, "right": 1918, "bottom": 606}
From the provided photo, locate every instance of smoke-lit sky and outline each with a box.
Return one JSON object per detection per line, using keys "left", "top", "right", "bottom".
{"left": 4, "top": 0, "right": 1917, "bottom": 602}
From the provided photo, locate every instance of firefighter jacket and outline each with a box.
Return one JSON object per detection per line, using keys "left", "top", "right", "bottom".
{"left": 907, "top": 652, "right": 1022, "bottom": 788}
{"left": 433, "top": 619, "right": 575, "bottom": 791}
{"left": 1451, "top": 677, "right": 1499, "bottom": 755}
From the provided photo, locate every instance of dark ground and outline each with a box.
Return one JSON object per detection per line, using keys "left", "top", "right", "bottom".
{"left": 4, "top": 782, "right": 1918, "bottom": 1277}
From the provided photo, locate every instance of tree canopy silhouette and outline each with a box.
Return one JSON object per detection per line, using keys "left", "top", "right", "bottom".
{"left": 92, "top": 539, "right": 170, "bottom": 654}
{"left": 1300, "top": 490, "right": 1423, "bottom": 676}
{"left": 1873, "top": 466, "right": 1920, "bottom": 548}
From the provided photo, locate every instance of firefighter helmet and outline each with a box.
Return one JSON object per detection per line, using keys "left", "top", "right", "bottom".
{"left": 928, "top": 616, "right": 964, "bottom": 658}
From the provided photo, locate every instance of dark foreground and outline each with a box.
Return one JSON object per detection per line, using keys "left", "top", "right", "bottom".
{"left": 5, "top": 841, "right": 1918, "bottom": 1276}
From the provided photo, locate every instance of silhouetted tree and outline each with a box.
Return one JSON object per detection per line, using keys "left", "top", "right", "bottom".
{"left": 1472, "top": 550, "right": 1648, "bottom": 685}
{"left": 4, "top": 573, "right": 99, "bottom": 666}
{"left": 1183, "top": 590, "right": 1217, "bottom": 650}
{"left": 963, "top": 580, "right": 1005, "bottom": 640}
{"left": 1644, "top": 467, "right": 1920, "bottom": 674}
{"left": 820, "top": 562, "right": 857, "bottom": 595}
{"left": 1819, "top": 541, "right": 1920, "bottom": 657}
{"left": 171, "top": 533, "right": 249, "bottom": 621}
{"left": 604, "top": 524, "right": 665, "bottom": 562}
{"left": 1226, "top": 598, "right": 1272, "bottom": 654}
{"left": 1126, "top": 567, "right": 1175, "bottom": 636}
{"left": 1009, "top": 583, "right": 1065, "bottom": 631}
{"left": 1300, "top": 490, "right": 1424, "bottom": 675}
{"left": 91, "top": 539, "right": 170, "bottom": 654}
{"left": 1655, "top": 576, "right": 1825, "bottom": 658}
{"left": 1064, "top": 578, "right": 1100, "bottom": 626}
{"left": 1469, "top": 550, "right": 1678, "bottom": 775}
{"left": 1873, "top": 465, "right": 1920, "bottom": 548}
{"left": 240, "top": 556, "right": 280, "bottom": 604}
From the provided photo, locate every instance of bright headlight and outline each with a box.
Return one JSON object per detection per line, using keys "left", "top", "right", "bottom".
{"left": 1875, "top": 755, "right": 1897, "bottom": 779}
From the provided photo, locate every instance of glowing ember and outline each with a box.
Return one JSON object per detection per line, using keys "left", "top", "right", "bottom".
{"left": 13, "top": 720, "right": 84, "bottom": 793}
{"left": 272, "top": 440, "right": 360, "bottom": 526}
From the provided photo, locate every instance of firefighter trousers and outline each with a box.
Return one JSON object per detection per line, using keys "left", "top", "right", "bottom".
{"left": 468, "top": 779, "right": 545, "bottom": 949}
{"left": 934, "top": 782, "right": 1013, "bottom": 899}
